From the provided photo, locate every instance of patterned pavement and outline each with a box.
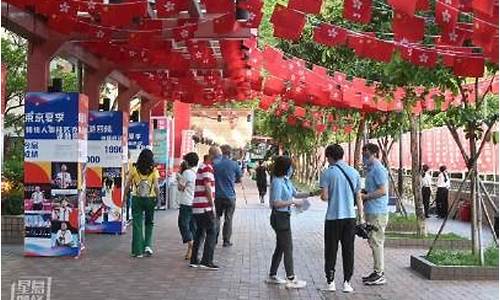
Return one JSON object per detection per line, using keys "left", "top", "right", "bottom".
{"left": 2, "top": 177, "right": 498, "bottom": 300}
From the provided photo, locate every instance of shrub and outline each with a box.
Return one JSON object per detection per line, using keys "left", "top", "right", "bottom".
{"left": 1, "top": 187, "right": 24, "bottom": 215}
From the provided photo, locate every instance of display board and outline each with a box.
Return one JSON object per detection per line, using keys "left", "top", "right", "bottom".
{"left": 151, "top": 116, "right": 171, "bottom": 209}
{"left": 24, "top": 92, "right": 87, "bottom": 257}
{"left": 180, "top": 129, "right": 196, "bottom": 158}
{"left": 128, "top": 122, "right": 150, "bottom": 162}
{"left": 85, "top": 111, "right": 127, "bottom": 234}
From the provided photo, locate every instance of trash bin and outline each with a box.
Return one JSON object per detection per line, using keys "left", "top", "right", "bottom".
{"left": 458, "top": 201, "right": 471, "bottom": 222}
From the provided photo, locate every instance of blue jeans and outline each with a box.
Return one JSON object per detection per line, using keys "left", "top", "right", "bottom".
{"left": 178, "top": 205, "right": 197, "bottom": 243}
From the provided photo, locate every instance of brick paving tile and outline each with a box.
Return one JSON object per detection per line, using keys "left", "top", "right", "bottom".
{"left": 2, "top": 178, "right": 498, "bottom": 300}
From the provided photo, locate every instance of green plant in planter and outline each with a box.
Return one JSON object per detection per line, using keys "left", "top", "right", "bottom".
{"left": 387, "top": 232, "right": 468, "bottom": 240}
{"left": 426, "top": 246, "right": 499, "bottom": 267}
{"left": 388, "top": 213, "right": 417, "bottom": 225}
{"left": 1, "top": 187, "right": 24, "bottom": 215}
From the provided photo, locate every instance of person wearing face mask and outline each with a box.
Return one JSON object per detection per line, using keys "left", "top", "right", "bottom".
{"left": 360, "top": 143, "right": 388, "bottom": 286}
{"left": 436, "top": 165, "right": 451, "bottom": 218}
{"left": 320, "top": 144, "right": 364, "bottom": 293}
{"left": 265, "top": 156, "right": 312, "bottom": 289}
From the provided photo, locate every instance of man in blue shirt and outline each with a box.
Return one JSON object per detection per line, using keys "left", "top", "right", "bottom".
{"left": 360, "top": 143, "right": 389, "bottom": 286}
{"left": 320, "top": 144, "right": 364, "bottom": 293}
{"left": 213, "top": 144, "right": 242, "bottom": 247}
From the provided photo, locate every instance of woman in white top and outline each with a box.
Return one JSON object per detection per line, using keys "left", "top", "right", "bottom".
{"left": 177, "top": 152, "right": 199, "bottom": 260}
{"left": 436, "top": 165, "right": 451, "bottom": 218}
{"left": 421, "top": 165, "right": 433, "bottom": 218}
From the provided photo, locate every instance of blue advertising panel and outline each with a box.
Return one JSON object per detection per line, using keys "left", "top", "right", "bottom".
{"left": 86, "top": 111, "right": 126, "bottom": 234}
{"left": 128, "top": 122, "right": 149, "bottom": 150}
{"left": 24, "top": 92, "right": 87, "bottom": 257}
{"left": 25, "top": 92, "right": 80, "bottom": 141}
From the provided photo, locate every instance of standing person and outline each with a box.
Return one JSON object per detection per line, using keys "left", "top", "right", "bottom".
{"left": 436, "top": 165, "right": 451, "bottom": 218}
{"left": 265, "top": 156, "right": 311, "bottom": 289}
{"left": 255, "top": 161, "right": 268, "bottom": 204}
{"left": 177, "top": 152, "right": 199, "bottom": 260}
{"left": 320, "top": 144, "right": 365, "bottom": 293}
{"left": 31, "top": 186, "right": 45, "bottom": 210}
{"left": 190, "top": 147, "right": 220, "bottom": 270}
{"left": 124, "top": 149, "right": 160, "bottom": 258}
{"left": 421, "top": 164, "right": 433, "bottom": 218}
{"left": 360, "top": 143, "right": 389, "bottom": 286}
{"left": 213, "top": 145, "right": 242, "bottom": 247}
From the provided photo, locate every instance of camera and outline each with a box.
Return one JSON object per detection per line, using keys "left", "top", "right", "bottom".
{"left": 354, "top": 223, "right": 378, "bottom": 239}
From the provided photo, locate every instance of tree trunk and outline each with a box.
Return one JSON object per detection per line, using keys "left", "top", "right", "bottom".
{"left": 353, "top": 116, "right": 366, "bottom": 171}
{"left": 410, "top": 114, "right": 426, "bottom": 237}
{"left": 469, "top": 123, "right": 481, "bottom": 257}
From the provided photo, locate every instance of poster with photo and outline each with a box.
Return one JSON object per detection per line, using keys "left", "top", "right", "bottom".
{"left": 24, "top": 92, "right": 87, "bottom": 257}
{"left": 25, "top": 212, "right": 51, "bottom": 239}
{"left": 51, "top": 162, "right": 78, "bottom": 190}
{"left": 85, "top": 111, "right": 126, "bottom": 234}
{"left": 24, "top": 184, "right": 52, "bottom": 212}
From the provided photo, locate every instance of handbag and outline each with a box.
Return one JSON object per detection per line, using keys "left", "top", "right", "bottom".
{"left": 270, "top": 210, "right": 291, "bottom": 231}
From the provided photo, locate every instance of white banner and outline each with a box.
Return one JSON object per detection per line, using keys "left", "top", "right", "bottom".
{"left": 25, "top": 139, "right": 86, "bottom": 162}
{"left": 87, "top": 140, "right": 123, "bottom": 168}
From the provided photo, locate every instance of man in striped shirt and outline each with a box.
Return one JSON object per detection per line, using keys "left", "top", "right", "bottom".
{"left": 190, "top": 147, "right": 220, "bottom": 270}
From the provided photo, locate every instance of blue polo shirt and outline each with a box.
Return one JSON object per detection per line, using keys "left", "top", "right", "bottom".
{"left": 364, "top": 160, "right": 389, "bottom": 214}
{"left": 269, "top": 176, "right": 297, "bottom": 212}
{"left": 213, "top": 156, "right": 242, "bottom": 200}
{"left": 320, "top": 160, "right": 361, "bottom": 220}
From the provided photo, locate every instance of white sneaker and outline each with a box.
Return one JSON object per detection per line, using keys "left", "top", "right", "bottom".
{"left": 144, "top": 246, "right": 153, "bottom": 256}
{"left": 265, "top": 275, "right": 286, "bottom": 284}
{"left": 285, "top": 277, "right": 307, "bottom": 289}
{"left": 343, "top": 281, "right": 354, "bottom": 293}
{"left": 325, "top": 281, "right": 336, "bottom": 292}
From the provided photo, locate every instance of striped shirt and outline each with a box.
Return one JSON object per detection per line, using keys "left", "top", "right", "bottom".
{"left": 193, "top": 163, "right": 215, "bottom": 214}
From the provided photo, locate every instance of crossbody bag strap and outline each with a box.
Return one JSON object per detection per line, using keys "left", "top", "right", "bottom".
{"left": 333, "top": 164, "right": 356, "bottom": 201}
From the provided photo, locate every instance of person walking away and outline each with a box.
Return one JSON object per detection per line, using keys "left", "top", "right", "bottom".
{"left": 436, "top": 165, "right": 451, "bottom": 218}
{"left": 421, "top": 164, "right": 433, "bottom": 218}
{"left": 177, "top": 152, "right": 199, "bottom": 260}
{"left": 190, "top": 147, "right": 220, "bottom": 270}
{"left": 255, "top": 161, "right": 268, "bottom": 204}
{"left": 320, "top": 144, "right": 365, "bottom": 293}
{"left": 360, "top": 143, "right": 389, "bottom": 286}
{"left": 213, "top": 145, "right": 242, "bottom": 247}
{"left": 265, "top": 156, "right": 312, "bottom": 289}
{"left": 124, "top": 149, "right": 160, "bottom": 258}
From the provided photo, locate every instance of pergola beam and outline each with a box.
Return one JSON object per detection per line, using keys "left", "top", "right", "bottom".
{"left": 1, "top": 2, "right": 49, "bottom": 41}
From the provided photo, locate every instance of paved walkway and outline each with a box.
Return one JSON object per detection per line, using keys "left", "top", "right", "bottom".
{"left": 2, "top": 177, "right": 498, "bottom": 300}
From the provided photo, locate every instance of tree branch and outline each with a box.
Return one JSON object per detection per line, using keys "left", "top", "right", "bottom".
{"left": 455, "top": 76, "right": 468, "bottom": 108}
{"left": 445, "top": 121, "right": 470, "bottom": 164}
{"left": 470, "top": 119, "right": 497, "bottom": 166}
{"left": 4, "top": 103, "right": 24, "bottom": 115}
{"left": 479, "top": 73, "right": 498, "bottom": 106}
{"left": 388, "top": 138, "right": 395, "bottom": 156}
